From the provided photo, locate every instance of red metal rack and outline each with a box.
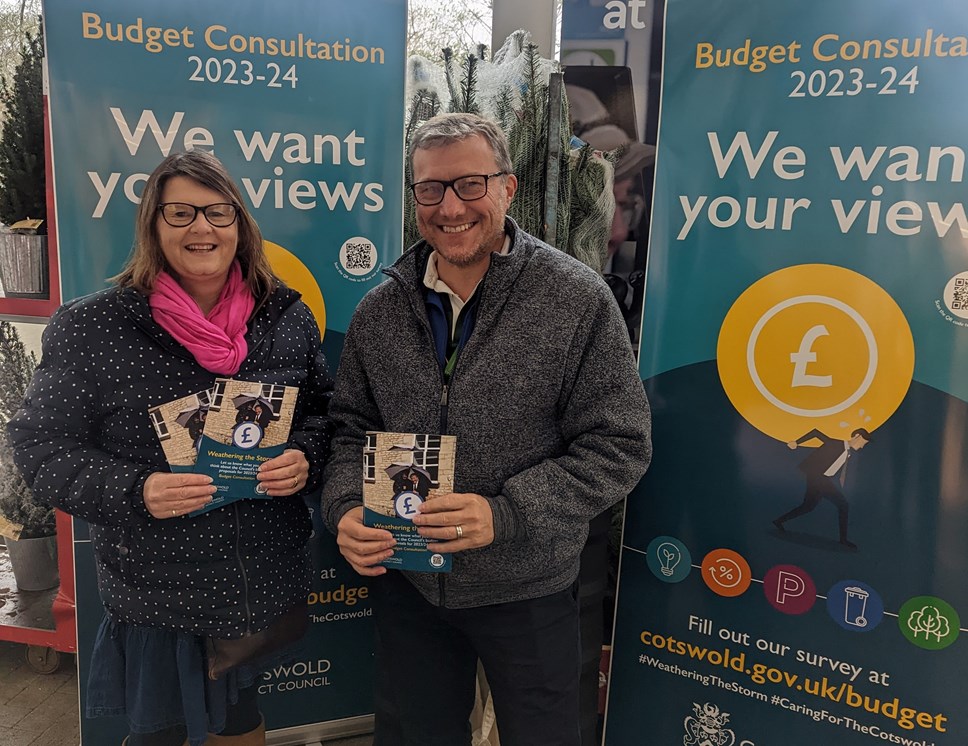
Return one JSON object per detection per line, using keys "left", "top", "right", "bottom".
{"left": 0, "top": 511, "right": 77, "bottom": 672}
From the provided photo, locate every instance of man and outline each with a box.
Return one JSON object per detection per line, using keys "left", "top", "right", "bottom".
{"left": 321, "top": 112, "right": 651, "bottom": 746}
{"left": 773, "top": 428, "right": 872, "bottom": 549}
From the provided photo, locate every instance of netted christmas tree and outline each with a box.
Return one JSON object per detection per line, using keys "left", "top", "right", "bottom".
{"left": 0, "top": 21, "right": 45, "bottom": 228}
{"left": 403, "top": 30, "right": 614, "bottom": 273}
{"left": 0, "top": 320, "right": 51, "bottom": 539}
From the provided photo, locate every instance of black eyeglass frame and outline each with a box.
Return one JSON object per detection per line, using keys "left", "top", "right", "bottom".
{"left": 409, "top": 171, "right": 508, "bottom": 206}
{"left": 158, "top": 202, "right": 239, "bottom": 228}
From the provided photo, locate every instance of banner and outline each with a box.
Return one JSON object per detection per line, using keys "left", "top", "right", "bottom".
{"left": 607, "top": 1, "right": 968, "bottom": 744}
{"left": 43, "top": 0, "right": 406, "bottom": 740}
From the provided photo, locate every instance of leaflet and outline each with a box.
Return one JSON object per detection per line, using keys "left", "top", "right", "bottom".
{"left": 150, "top": 378, "right": 298, "bottom": 515}
{"left": 362, "top": 431, "right": 456, "bottom": 573}
{"left": 148, "top": 388, "right": 213, "bottom": 472}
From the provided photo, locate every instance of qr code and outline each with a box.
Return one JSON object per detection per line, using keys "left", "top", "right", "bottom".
{"left": 952, "top": 283, "right": 968, "bottom": 310}
{"left": 344, "top": 241, "right": 373, "bottom": 270}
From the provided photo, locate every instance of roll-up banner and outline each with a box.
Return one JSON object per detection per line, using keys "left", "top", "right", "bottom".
{"left": 42, "top": 0, "right": 406, "bottom": 740}
{"left": 607, "top": 0, "right": 968, "bottom": 744}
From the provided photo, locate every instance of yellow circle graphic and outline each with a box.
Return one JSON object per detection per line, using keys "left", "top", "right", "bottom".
{"left": 717, "top": 264, "right": 914, "bottom": 442}
{"left": 264, "top": 240, "right": 326, "bottom": 340}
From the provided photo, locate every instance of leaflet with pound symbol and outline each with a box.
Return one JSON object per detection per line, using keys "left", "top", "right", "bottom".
{"left": 362, "top": 431, "right": 456, "bottom": 573}
{"left": 189, "top": 377, "right": 298, "bottom": 514}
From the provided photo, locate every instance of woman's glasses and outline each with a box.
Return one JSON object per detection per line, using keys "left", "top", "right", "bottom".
{"left": 158, "top": 203, "right": 239, "bottom": 227}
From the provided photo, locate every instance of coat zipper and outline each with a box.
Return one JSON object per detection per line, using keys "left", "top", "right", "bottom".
{"left": 438, "top": 381, "right": 450, "bottom": 607}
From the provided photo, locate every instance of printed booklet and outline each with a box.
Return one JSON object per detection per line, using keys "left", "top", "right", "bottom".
{"left": 362, "top": 431, "right": 457, "bottom": 573}
{"left": 150, "top": 378, "right": 298, "bottom": 515}
{"left": 148, "top": 388, "right": 213, "bottom": 472}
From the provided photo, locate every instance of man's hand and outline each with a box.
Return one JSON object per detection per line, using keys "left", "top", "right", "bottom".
{"left": 336, "top": 506, "right": 396, "bottom": 577}
{"left": 144, "top": 472, "right": 216, "bottom": 519}
{"left": 257, "top": 448, "right": 309, "bottom": 496}
{"left": 413, "top": 492, "right": 494, "bottom": 552}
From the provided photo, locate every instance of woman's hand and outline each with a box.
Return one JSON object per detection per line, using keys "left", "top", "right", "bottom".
{"left": 257, "top": 448, "right": 310, "bottom": 496}
{"left": 144, "top": 472, "right": 216, "bottom": 519}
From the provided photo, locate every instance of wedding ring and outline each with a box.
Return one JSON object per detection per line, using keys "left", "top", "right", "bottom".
{"left": 291, "top": 476, "right": 298, "bottom": 489}
{"left": 171, "top": 509, "right": 177, "bottom": 517}
{"left": 455, "top": 524, "right": 464, "bottom": 540}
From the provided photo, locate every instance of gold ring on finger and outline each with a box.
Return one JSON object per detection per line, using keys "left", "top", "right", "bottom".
{"left": 172, "top": 509, "right": 177, "bottom": 517}
{"left": 455, "top": 524, "right": 464, "bottom": 540}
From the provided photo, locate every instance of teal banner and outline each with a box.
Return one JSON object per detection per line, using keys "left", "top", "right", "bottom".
{"left": 608, "top": 1, "right": 968, "bottom": 744}
{"left": 46, "top": 0, "right": 405, "bottom": 335}
{"left": 43, "top": 0, "right": 406, "bottom": 739}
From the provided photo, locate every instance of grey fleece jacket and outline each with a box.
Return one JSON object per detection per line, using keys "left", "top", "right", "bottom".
{"left": 322, "top": 218, "right": 651, "bottom": 609}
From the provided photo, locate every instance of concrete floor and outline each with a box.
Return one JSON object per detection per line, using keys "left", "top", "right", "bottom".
{"left": 0, "top": 640, "right": 79, "bottom": 746}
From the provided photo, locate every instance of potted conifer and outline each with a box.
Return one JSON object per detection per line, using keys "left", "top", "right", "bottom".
{"left": 0, "top": 23, "right": 47, "bottom": 299}
{"left": 0, "top": 320, "right": 56, "bottom": 590}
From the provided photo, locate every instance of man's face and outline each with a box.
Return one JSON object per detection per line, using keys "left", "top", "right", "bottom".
{"left": 412, "top": 134, "right": 517, "bottom": 274}
{"left": 849, "top": 434, "right": 870, "bottom": 451}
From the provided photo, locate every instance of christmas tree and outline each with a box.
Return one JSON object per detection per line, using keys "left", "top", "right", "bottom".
{"left": 0, "top": 22, "right": 44, "bottom": 228}
{"left": 0, "top": 320, "right": 51, "bottom": 539}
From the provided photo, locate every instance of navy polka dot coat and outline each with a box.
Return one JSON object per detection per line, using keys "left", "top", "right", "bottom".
{"left": 8, "top": 284, "right": 333, "bottom": 637}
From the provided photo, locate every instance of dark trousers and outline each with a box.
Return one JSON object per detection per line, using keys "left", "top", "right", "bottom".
{"left": 776, "top": 474, "right": 850, "bottom": 540}
{"left": 578, "top": 510, "right": 612, "bottom": 746}
{"left": 127, "top": 685, "right": 261, "bottom": 745}
{"left": 371, "top": 570, "right": 582, "bottom": 746}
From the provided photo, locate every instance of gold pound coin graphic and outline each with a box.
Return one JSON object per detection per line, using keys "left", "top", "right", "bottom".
{"left": 717, "top": 264, "right": 914, "bottom": 441}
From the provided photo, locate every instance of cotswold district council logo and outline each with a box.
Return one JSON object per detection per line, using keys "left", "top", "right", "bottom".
{"left": 684, "top": 702, "right": 736, "bottom": 746}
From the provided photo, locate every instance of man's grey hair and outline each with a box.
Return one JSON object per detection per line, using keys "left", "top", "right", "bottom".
{"left": 409, "top": 113, "right": 514, "bottom": 175}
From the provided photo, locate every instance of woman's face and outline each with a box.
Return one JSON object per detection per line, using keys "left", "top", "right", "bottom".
{"left": 157, "top": 175, "right": 239, "bottom": 304}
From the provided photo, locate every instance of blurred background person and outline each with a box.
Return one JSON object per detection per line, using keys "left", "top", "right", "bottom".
{"left": 566, "top": 84, "right": 655, "bottom": 270}
{"left": 567, "top": 83, "right": 655, "bottom": 344}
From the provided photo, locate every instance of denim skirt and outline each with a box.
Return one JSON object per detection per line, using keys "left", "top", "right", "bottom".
{"left": 85, "top": 615, "right": 299, "bottom": 746}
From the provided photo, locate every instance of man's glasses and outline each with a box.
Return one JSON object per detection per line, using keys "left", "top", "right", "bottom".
{"left": 410, "top": 172, "right": 507, "bottom": 206}
{"left": 158, "top": 202, "right": 239, "bottom": 228}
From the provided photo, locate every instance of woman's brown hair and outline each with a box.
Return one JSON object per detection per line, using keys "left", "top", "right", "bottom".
{"left": 112, "top": 150, "right": 278, "bottom": 310}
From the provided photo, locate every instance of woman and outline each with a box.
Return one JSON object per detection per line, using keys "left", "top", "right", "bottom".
{"left": 8, "top": 151, "right": 333, "bottom": 746}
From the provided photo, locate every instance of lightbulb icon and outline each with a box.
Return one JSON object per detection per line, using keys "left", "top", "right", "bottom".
{"left": 646, "top": 536, "right": 692, "bottom": 583}
{"left": 657, "top": 542, "right": 681, "bottom": 577}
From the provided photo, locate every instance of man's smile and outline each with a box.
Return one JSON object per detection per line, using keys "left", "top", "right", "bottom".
{"left": 440, "top": 223, "right": 475, "bottom": 234}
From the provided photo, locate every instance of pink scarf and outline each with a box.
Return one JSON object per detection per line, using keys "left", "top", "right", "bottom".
{"left": 148, "top": 262, "right": 255, "bottom": 375}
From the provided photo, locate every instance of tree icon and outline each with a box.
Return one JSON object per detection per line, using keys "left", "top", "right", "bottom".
{"left": 907, "top": 605, "right": 950, "bottom": 643}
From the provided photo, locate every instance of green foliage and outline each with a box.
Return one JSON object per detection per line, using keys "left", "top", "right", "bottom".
{"left": 456, "top": 54, "right": 481, "bottom": 115}
{"left": 0, "top": 459, "right": 50, "bottom": 539}
{"left": 0, "top": 320, "right": 50, "bottom": 538}
{"left": 503, "top": 44, "right": 558, "bottom": 240}
{"left": 0, "top": 318, "right": 33, "bottom": 421}
{"left": 403, "top": 86, "right": 441, "bottom": 249}
{"left": 0, "top": 20, "right": 44, "bottom": 226}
